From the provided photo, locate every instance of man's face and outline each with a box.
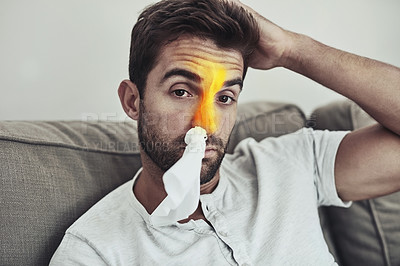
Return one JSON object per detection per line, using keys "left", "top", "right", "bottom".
{"left": 138, "top": 37, "right": 244, "bottom": 184}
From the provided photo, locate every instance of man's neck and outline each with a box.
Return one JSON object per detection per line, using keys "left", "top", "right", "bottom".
{"left": 133, "top": 152, "right": 220, "bottom": 222}
{"left": 133, "top": 166, "right": 167, "bottom": 214}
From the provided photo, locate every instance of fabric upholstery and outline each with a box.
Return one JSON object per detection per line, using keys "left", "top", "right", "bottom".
{"left": 311, "top": 100, "right": 400, "bottom": 266}
{"left": 0, "top": 101, "right": 305, "bottom": 266}
{"left": 0, "top": 121, "right": 142, "bottom": 266}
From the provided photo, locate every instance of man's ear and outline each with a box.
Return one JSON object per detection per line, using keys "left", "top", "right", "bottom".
{"left": 118, "top": 79, "right": 141, "bottom": 120}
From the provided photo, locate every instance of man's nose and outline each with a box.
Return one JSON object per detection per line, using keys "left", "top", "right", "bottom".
{"left": 192, "top": 98, "right": 218, "bottom": 134}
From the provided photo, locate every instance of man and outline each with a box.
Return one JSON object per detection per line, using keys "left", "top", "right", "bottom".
{"left": 50, "top": 0, "right": 400, "bottom": 265}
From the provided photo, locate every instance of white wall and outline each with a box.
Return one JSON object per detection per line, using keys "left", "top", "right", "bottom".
{"left": 1, "top": 0, "right": 399, "bottom": 120}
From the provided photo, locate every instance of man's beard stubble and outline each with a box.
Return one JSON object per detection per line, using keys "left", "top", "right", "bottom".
{"left": 137, "top": 100, "right": 228, "bottom": 185}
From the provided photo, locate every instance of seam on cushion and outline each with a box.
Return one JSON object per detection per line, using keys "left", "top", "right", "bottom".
{"left": 369, "top": 199, "right": 391, "bottom": 266}
{"left": 235, "top": 104, "right": 306, "bottom": 128}
{"left": 0, "top": 136, "right": 140, "bottom": 156}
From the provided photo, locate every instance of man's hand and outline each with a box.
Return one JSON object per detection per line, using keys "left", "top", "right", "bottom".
{"left": 227, "top": 0, "right": 293, "bottom": 70}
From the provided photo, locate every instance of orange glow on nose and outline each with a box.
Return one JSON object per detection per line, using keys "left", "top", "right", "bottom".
{"left": 187, "top": 60, "right": 226, "bottom": 134}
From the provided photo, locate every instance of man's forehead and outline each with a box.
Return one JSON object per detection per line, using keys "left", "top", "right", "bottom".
{"left": 158, "top": 37, "right": 244, "bottom": 74}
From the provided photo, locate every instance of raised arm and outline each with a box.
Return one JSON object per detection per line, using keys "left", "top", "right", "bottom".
{"left": 231, "top": 0, "right": 400, "bottom": 201}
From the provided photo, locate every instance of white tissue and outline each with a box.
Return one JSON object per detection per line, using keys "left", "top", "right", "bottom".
{"left": 149, "top": 126, "right": 207, "bottom": 226}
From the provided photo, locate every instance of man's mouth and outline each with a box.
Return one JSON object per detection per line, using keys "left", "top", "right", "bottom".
{"left": 204, "top": 146, "right": 218, "bottom": 158}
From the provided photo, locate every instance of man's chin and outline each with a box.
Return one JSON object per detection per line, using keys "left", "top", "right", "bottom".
{"left": 204, "top": 149, "right": 219, "bottom": 159}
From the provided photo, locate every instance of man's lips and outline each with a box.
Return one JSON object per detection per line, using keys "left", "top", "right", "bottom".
{"left": 205, "top": 146, "right": 217, "bottom": 151}
{"left": 177, "top": 144, "right": 220, "bottom": 157}
{"left": 204, "top": 146, "right": 218, "bottom": 158}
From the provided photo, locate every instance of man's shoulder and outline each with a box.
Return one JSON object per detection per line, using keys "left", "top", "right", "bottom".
{"left": 229, "top": 127, "right": 348, "bottom": 156}
{"left": 222, "top": 127, "right": 347, "bottom": 180}
{"left": 66, "top": 179, "right": 144, "bottom": 242}
{"left": 51, "top": 179, "right": 149, "bottom": 264}
{"left": 227, "top": 128, "right": 315, "bottom": 160}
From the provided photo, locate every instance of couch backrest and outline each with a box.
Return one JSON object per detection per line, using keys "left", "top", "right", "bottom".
{"left": 0, "top": 101, "right": 305, "bottom": 266}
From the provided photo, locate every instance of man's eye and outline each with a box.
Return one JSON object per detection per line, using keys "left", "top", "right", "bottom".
{"left": 173, "top": 89, "right": 191, "bottom": 97}
{"left": 218, "top": 95, "right": 234, "bottom": 104}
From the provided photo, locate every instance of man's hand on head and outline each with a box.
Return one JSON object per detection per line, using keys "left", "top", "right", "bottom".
{"left": 225, "top": 0, "right": 295, "bottom": 70}
{"left": 227, "top": 0, "right": 400, "bottom": 202}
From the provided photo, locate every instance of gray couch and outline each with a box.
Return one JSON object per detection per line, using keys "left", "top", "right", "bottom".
{"left": 1, "top": 100, "right": 399, "bottom": 266}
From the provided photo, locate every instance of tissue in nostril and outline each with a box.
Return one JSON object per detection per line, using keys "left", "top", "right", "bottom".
{"left": 149, "top": 126, "right": 207, "bottom": 226}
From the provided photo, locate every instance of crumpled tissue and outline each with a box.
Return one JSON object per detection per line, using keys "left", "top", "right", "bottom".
{"left": 149, "top": 126, "right": 207, "bottom": 226}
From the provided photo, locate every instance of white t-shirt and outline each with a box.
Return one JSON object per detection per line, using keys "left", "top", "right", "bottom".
{"left": 50, "top": 128, "right": 351, "bottom": 266}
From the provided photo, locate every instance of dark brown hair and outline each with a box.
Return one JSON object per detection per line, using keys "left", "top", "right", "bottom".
{"left": 129, "top": 0, "right": 260, "bottom": 97}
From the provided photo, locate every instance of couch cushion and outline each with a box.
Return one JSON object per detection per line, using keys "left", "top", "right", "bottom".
{"left": 310, "top": 100, "right": 400, "bottom": 266}
{"left": 0, "top": 101, "right": 305, "bottom": 266}
{"left": 0, "top": 121, "right": 142, "bottom": 266}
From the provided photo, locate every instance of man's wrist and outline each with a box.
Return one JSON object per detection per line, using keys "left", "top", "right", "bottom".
{"left": 280, "top": 32, "right": 314, "bottom": 71}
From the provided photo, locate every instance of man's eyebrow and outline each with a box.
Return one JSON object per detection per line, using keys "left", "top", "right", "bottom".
{"left": 223, "top": 78, "right": 243, "bottom": 91}
{"left": 161, "top": 68, "right": 202, "bottom": 84}
{"left": 161, "top": 68, "right": 243, "bottom": 91}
